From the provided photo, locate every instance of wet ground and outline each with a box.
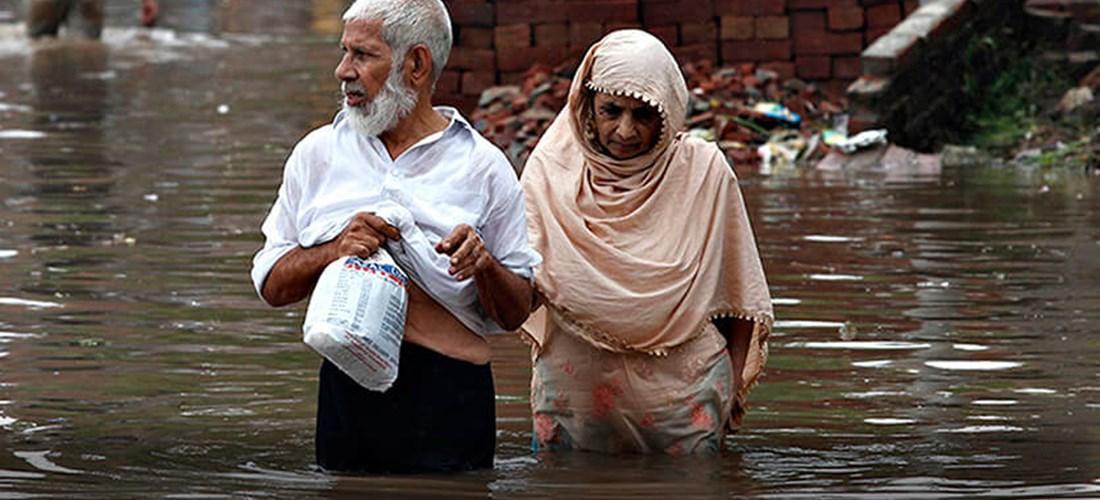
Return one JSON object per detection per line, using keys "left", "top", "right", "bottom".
{"left": 0, "top": 1, "right": 1099, "bottom": 498}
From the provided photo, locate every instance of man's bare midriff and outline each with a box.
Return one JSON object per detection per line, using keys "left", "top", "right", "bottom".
{"left": 402, "top": 280, "right": 491, "bottom": 365}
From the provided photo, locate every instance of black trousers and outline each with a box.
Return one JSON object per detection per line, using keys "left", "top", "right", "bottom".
{"left": 316, "top": 342, "right": 496, "bottom": 474}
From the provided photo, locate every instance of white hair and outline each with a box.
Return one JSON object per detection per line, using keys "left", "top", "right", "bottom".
{"left": 342, "top": 71, "right": 418, "bottom": 137}
{"left": 343, "top": 0, "right": 452, "bottom": 87}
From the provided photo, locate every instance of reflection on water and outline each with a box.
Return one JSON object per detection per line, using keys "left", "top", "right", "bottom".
{"left": 1, "top": 2, "right": 1100, "bottom": 498}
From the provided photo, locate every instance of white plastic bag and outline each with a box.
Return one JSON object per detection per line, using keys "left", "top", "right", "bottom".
{"left": 303, "top": 249, "right": 408, "bottom": 392}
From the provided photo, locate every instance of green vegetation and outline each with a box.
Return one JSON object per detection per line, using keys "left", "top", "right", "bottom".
{"left": 959, "top": 34, "right": 1095, "bottom": 168}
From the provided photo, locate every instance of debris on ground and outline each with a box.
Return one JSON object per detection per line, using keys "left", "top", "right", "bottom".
{"left": 471, "top": 52, "right": 1096, "bottom": 175}
{"left": 471, "top": 61, "right": 849, "bottom": 175}
{"left": 834, "top": 129, "right": 889, "bottom": 154}
{"left": 816, "top": 144, "right": 942, "bottom": 180}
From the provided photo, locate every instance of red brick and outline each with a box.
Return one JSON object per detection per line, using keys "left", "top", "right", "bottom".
{"left": 791, "top": 11, "right": 826, "bottom": 32}
{"left": 680, "top": 21, "right": 718, "bottom": 45}
{"left": 448, "top": 0, "right": 493, "bottom": 27}
{"left": 819, "top": 79, "right": 850, "bottom": 101}
{"left": 715, "top": 0, "right": 786, "bottom": 16}
{"left": 847, "top": 114, "right": 878, "bottom": 134}
{"left": 832, "top": 55, "right": 862, "bottom": 78}
{"left": 448, "top": 47, "right": 496, "bottom": 70}
{"left": 755, "top": 15, "right": 790, "bottom": 39}
{"left": 862, "top": 31, "right": 919, "bottom": 75}
{"left": 789, "top": 0, "right": 857, "bottom": 8}
{"left": 500, "top": 71, "right": 526, "bottom": 86}
{"left": 568, "top": 0, "right": 639, "bottom": 23}
{"left": 604, "top": 21, "right": 642, "bottom": 32}
{"left": 648, "top": 25, "right": 679, "bottom": 47}
{"left": 458, "top": 27, "right": 493, "bottom": 48}
{"left": 461, "top": 71, "right": 496, "bottom": 96}
{"left": 846, "top": 74, "right": 889, "bottom": 98}
{"left": 866, "top": 26, "right": 892, "bottom": 43}
{"left": 494, "top": 24, "right": 530, "bottom": 48}
{"left": 866, "top": 3, "right": 901, "bottom": 28}
{"left": 498, "top": 1, "right": 569, "bottom": 24}
{"left": 760, "top": 60, "right": 796, "bottom": 79}
{"left": 796, "top": 55, "right": 831, "bottom": 78}
{"left": 436, "top": 69, "right": 461, "bottom": 94}
{"left": 721, "top": 39, "right": 792, "bottom": 62}
{"left": 570, "top": 22, "right": 604, "bottom": 49}
{"left": 787, "top": 0, "right": 830, "bottom": 8}
{"left": 643, "top": 0, "right": 714, "bottom": 24}
{"left": 434, "top": 93, "right": 479, "bottom": 114}
{"left": 794, "top": 31, "right": 863, "bottom": 55}
{"left": 903, "top": 0, "right": 919, "bottom": 15}
{"left": 720, "top": 16, "right": 754, "bottom": 40}
{"left": 535, "top": 23, "right": 569, "bottom": 47}
{"left": 671, "top": 43, "right": 718, "bottom": 65}
{"left": 496, "top": 45, "right": 569, "bottom": 72}
{"left": 828, "top": 6, "right": 864, "bottom": 30}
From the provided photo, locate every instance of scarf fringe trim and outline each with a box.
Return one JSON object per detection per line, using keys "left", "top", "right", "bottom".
{"left": 539, "top": 297, "right": 771, "bottom": 355}
{"left": 584, "top": 80, "right": 671, "bottom": 145}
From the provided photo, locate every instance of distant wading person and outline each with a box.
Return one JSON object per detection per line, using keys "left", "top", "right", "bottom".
{"left": 521, "top": 30, "right": 773, "bottom": 454}
{"left": 26, "top": 0, "right": 158, "bottom": 39}
{"left": 251, "top": 0, "right": 540, "bottom": 473}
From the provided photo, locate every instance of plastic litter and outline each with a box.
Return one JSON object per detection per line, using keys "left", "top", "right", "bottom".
{"left": 752, "top": 102, "right": 802, "bottom": 126}
{"left": 822, "top": 129, "right": 847, "bottom": 147}
{"left": 757, "top": 131, "right": 807, "bottom": 175}
{"left": 835, "top": 129, "right": 888, "bottom": 154}
{"left": 303, "top": 249, "right": 408, "bottom": 392}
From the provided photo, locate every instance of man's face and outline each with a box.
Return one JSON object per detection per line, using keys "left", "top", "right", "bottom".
{"left": 336, "top": 19, "right": 392, "bottom": 109}
{"left": 335, "top": 18, "right": 418, "bottom": 136}
{"left": 592, "top": 92, "right": 661, "bottom": 160}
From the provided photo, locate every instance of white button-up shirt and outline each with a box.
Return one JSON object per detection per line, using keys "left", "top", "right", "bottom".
{"left": 251, "top": 107, "right": 541, "bottom": 334}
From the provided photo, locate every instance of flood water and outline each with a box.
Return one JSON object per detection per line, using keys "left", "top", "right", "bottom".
{"left": 0, "top": 2, "right": 1099, "bottom": 498}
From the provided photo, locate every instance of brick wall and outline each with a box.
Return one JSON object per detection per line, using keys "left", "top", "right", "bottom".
{"left": 437, "top": 0, "right": 920, "bottom": 111}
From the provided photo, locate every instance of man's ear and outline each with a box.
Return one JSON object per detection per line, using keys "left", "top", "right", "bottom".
{"left": 405, "top": 44, "right": 434, "bottom": 90}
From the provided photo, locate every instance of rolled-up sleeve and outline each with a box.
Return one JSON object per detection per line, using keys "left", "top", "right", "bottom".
{"left": 479, "top": 155, "right": 542, "bottom": 279}
{"left": 250, "top": 149, "right": 302, "bottom": 303}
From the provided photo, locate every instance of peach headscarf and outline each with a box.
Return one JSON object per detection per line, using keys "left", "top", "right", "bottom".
{"left": 521, "top": 30, "right": 773, "bottom": 405}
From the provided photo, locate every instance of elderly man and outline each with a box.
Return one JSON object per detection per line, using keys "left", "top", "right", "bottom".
{"left": 250, "top": 0, "right": 540, "bottom": 473}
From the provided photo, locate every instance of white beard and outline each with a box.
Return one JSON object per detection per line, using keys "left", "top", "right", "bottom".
{"left": 342, "top": 69, "right": 418, "bottom": 137}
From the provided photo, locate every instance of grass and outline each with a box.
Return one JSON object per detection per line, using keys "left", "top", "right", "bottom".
{"left": 958, "top": 34, "right": 1094, "bottom": 168}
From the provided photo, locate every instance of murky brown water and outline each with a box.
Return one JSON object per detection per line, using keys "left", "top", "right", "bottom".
{"left": 0, "top": 2, "right": 1099, "bottom": 498}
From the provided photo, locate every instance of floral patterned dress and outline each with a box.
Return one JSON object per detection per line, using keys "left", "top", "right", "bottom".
{"left": 531, "top": 321, "right": 732, "bottom": 454}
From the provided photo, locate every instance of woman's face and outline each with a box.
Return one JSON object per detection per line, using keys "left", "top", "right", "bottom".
{"left": 592, "top": 92, "right": 661, "bottom": 160}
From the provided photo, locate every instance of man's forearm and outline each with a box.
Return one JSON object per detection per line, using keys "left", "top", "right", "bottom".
{"left": 261, "top": 241, "right": 338, "bottom": 307}
{"left": 473, "top": 259, "right": 533, "bottom": 331}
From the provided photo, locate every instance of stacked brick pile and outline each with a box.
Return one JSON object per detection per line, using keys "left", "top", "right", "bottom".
{"left": 472, "top": 61, "right": 845, "bottom": 171}
{"left": 436, "top": 0, "right": 919, "bottom": 112}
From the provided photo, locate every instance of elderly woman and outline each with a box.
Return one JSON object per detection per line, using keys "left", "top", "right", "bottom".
{"left": 520, "top": 30, "right": 773, "bottom": 454}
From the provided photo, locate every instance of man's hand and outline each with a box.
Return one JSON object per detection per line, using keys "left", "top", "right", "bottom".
{"left": 140, "top": 0, "right": 159, "bottom": 27}
{"left": 334, "top": 212, "right": 401, "bottom": 259}
{"left": 260, "top": 212, "right": 400, "bottom": 307}
{"left": 436, "top": 223, "right": 532, "bottom": 330}
{"left": 435, "top": 224, "right": 492, "bottom": 281}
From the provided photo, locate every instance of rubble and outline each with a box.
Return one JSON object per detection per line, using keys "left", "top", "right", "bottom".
{"left": 471, "top": 61, "right": 849, "bottom": 175}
